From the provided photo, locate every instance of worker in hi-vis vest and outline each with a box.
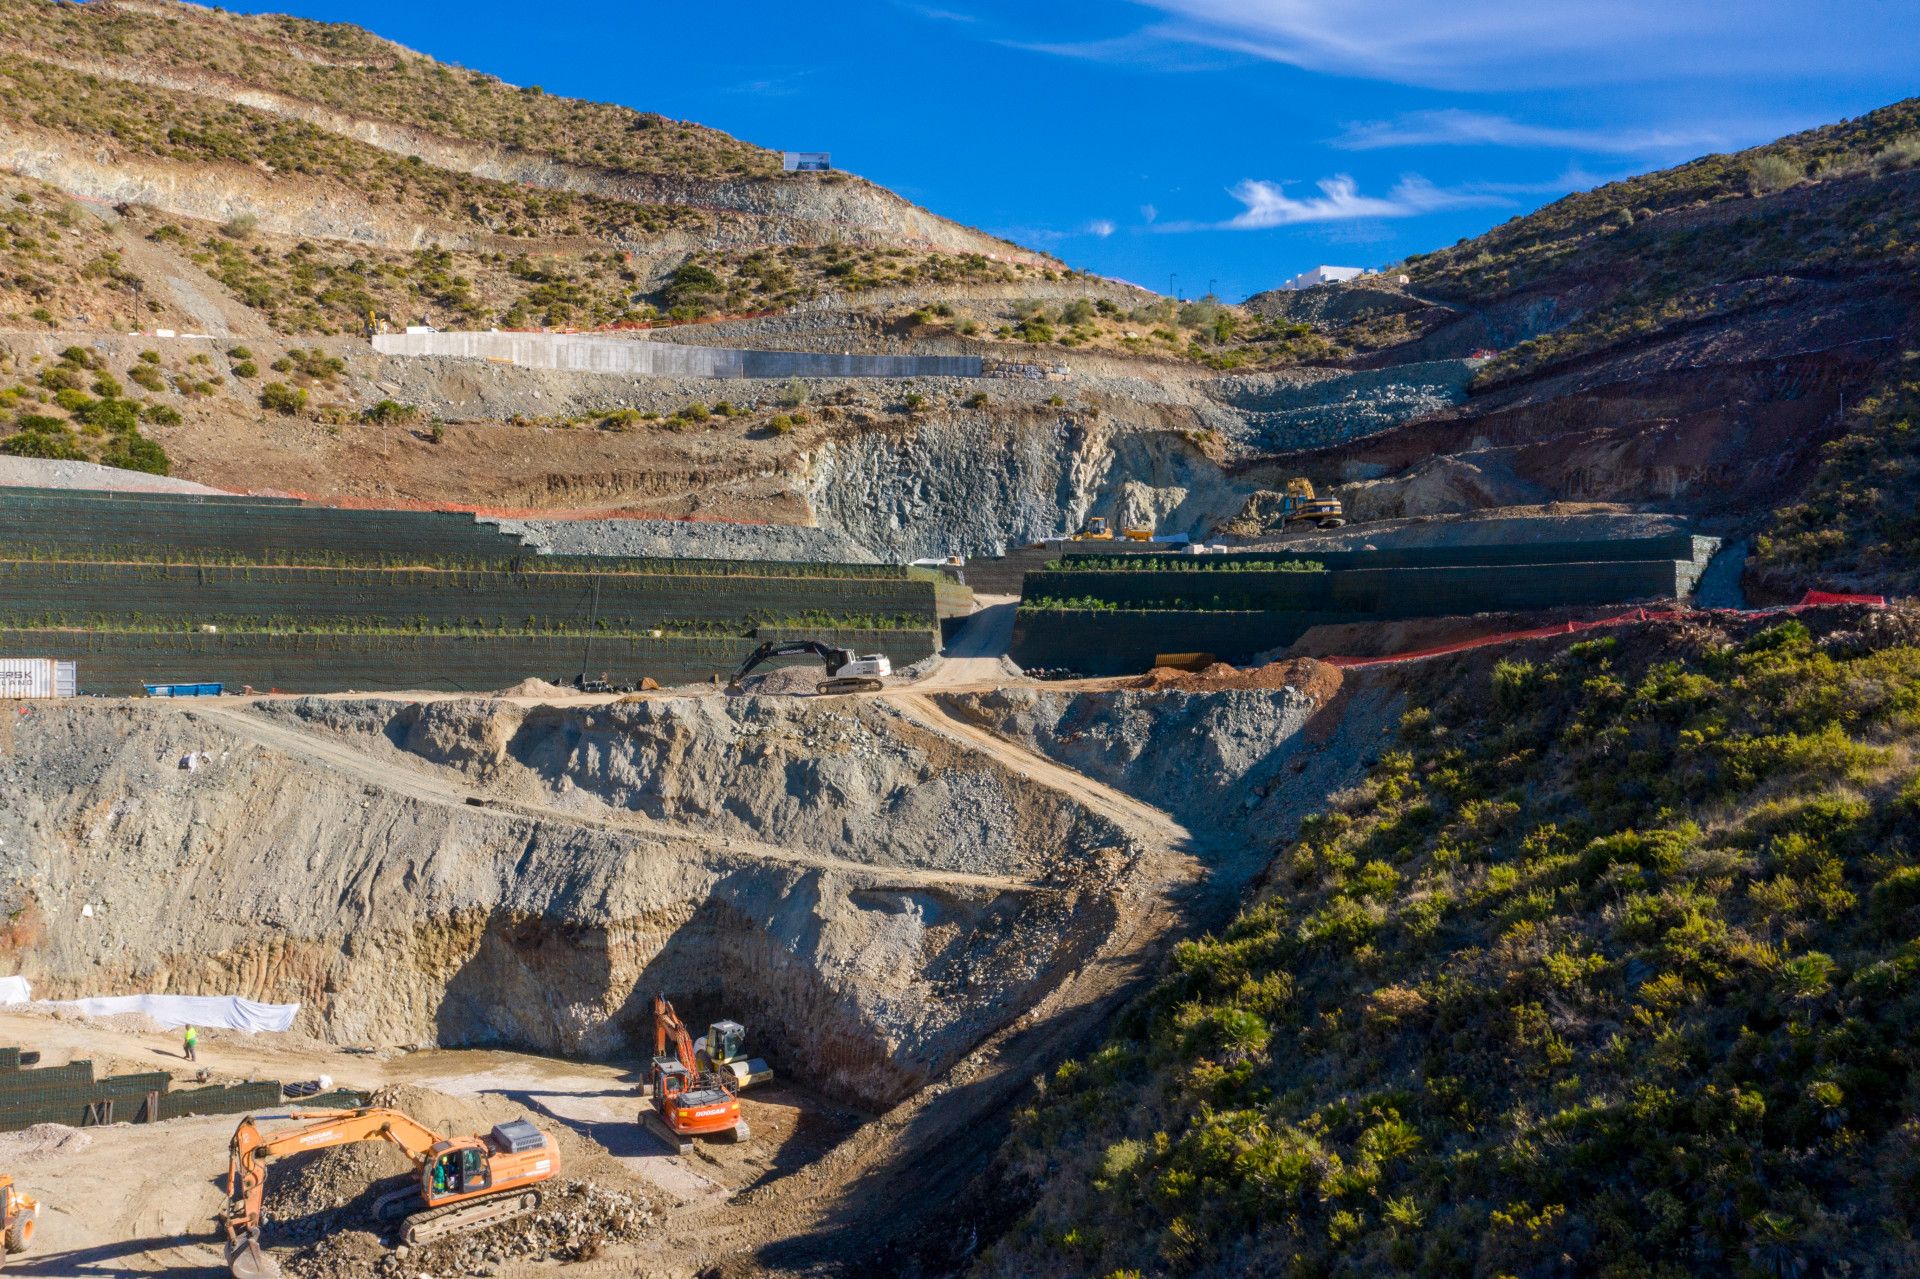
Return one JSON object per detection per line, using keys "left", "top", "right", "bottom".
{"left": 183, "top": 1024, "right": 198, "bottom": 1062}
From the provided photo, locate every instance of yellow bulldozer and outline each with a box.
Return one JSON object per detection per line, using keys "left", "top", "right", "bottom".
{"left": 1069, "top": 517, "right": 1156, "bottom": 542}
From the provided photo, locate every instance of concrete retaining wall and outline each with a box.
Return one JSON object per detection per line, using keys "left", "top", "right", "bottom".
{"left": 373, "top": 331, "right": 984, "bottom": 380}
{"left": 0, "top": 627, "right": 938, "bottom": 696}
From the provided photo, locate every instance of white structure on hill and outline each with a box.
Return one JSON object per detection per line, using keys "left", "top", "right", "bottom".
{"left": 1280, "top": 265, "right": 1372, "bottom": 291}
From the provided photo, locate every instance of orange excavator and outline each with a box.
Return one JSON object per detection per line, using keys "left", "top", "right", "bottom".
{"left": 219, "top": 1106, "right": 560, "bottom": 1279}
{"left": 0, "top": 1174, "right": 39, "bottom": 1267}
{"left": 643, "top": 995, "right": 751, "bottom": 1150}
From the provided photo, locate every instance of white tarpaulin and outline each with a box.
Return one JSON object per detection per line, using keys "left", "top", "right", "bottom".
{"left": 0, "top": 978, "right": 298, "bottom": 1033}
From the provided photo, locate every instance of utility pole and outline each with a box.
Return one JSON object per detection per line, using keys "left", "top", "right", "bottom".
{"left": 1208, "top": 277, "right": 1217, "bottom": 299}
{"left": 1167, "top": 272, "right": 1179, "bottom": 301}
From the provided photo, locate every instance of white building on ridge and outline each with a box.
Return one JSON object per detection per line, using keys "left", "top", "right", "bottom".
{"left": 1279, "top": 265, "right": 1371, "bottom": 291}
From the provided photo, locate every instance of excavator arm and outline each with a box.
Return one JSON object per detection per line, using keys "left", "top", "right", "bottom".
{"left": 726, "top": 640, "right": 853, "bottom": 690}
{"left": 223, "top": 1108, "right": 450, "bottom": 1277}
{"left": 652, "top": 994, "right": 699, "bottom": 1072}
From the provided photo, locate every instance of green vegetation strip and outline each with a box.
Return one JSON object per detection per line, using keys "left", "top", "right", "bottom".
{"left": 1044, "top": 558, "right": 1326, "bottom": 572}
{"left": 997, "top": 617, "right": 1920, "bottom": 1275}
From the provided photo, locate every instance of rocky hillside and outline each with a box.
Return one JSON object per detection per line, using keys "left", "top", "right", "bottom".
{"left": 1235, "top": 100, "right": 1920, "bottom": 550}
{"left": 984, "top": 603, "right": 1920, "bottom": 1277}
{"left": 2, "top": 1, "right": 1917, "bottom": 567}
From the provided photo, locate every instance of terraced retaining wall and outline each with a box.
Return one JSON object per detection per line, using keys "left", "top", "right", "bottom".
{"left": 1025, "top": 560, "right": 1704, "bottom": 617}
{"left": 373, "top": 330, "right": 984, "bottom": 379}
{"left": 0, "top": 561, "right": 939, "bottom": 632}
{"left": 0, "top": 627, "right": 938, "bottom": 695}
{"left": 1058, "top": 533, "right": 1719, "bottom": 572}
{"left": 1011, "top": 556, "right": 1707, "bottom": 675}
{"left": 0, "top": 489, "right": 531, "bottom": 564}
{"left": 1009, "top": 609, "right": 1346, "bottom": 673}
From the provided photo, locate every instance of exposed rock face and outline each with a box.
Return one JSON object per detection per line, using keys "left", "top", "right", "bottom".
{"left": 805, "top": 412, "right": 1255, "bottom": 559}
{"left": 0, "top": 697, "right": 1137, "bottom": 1108}
{"left": 938, "top": 680, "right": 1394, "bottom": 903}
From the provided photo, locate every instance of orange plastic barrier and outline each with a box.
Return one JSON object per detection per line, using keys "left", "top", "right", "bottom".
{"left": 1323, "top": 590, "right": 1888, "bottom": 670}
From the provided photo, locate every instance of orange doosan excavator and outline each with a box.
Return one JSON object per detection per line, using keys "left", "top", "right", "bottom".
{"left": 219, "top": 1106, "right": 560, "bottom": 1279}
{"left": 643, "top": 994, "right": 761, "bottom": 1150}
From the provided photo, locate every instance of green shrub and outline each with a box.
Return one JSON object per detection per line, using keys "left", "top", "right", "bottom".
{"left": 259, "top": 382, "right": 307, "bottom": 415}
{"left": 0, "top": 429, "right": 84, "bottom": 460}
{"left": 142, "top": 403, "right": 182, "bottom": 426}
{"left": 231, "top": 360, "right": 258, "bottom": 379}
{"left": 76, "top": 397, "right": 140, "bottom": 432}
{"left": 99, "top": 432, "right": 171, "bottom": 475}
{"left": 360, "top": 399, "right": 420, "bottom": 425}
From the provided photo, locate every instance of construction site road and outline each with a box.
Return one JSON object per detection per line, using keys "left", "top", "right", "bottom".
{"left": 170, "top": 700, "right": 1047, "bottom": 895}
{"left": 570, "top": 689, "right": 1206, "bottom": 1275}
{"left": 123, "top": 664, "right": 1206, "bottom": 1276}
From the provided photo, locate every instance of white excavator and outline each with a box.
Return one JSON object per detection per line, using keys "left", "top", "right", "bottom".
{"left": 725, "top": 640, "right": 891, "bottom": 695}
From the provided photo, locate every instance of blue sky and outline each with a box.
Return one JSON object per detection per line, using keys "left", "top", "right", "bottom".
{"left": 215, "top": 0, "right": 1918, "bottom": 300}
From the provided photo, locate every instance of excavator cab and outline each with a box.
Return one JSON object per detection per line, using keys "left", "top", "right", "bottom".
{"left": 428, "top": 1144, "right": 492, "bottom": 1198}
{"left": 705, "top": 1020, "right": 747, "bottom": 1067}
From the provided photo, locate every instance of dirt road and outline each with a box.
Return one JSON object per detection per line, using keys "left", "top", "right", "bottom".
{"left": 583, "top": 690, "right": 1204, "bottom": 1274}
{"left": 88, "top": 664, "right": 1205, "bottom": 1277}
{"left": 177, "top": 701, "right": 1042, "bottom": 894}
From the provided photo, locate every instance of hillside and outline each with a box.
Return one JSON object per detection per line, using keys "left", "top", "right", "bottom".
{"left": 0, "top": 2, "right": 1916, "bottom": 570}
{"left": 1236, "top": 100, "right": 1920, "bottom": 560}
{"left": 983, "top": 604, "right": 1920, "bottom": 1277}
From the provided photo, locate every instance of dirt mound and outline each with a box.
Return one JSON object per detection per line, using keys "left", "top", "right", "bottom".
{"left": 258, "top": 1085, "right": 653, "bottom": 1279}
{"left": 732, "top": 664, "right": 825, "bottom": 695}
{"left": 1128, "top": 657, "right": 1343, "bottom": 707}
{"left": 497, "top": 677, "right": 574, "bottom": 699}
{"left": 0, "top": 1122, "right": 92, "bottom": 1159}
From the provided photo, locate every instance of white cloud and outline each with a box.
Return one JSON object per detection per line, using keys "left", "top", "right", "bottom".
{"left": 1335, "top": 109, "right": 1728, "bottom": 157}
{"left": 1140, "top": 203, "right": 1158, "bottom": 224}
{"left": 1192, "top": 174, "right": 1504, "bottom": 231}
{"left": 991, "top": 216, "right": 1126, "bottom": 244}
{"left": 909, "top": 5, "right": 978, "bottom": 23}
{"left": 1026, "top": 1, "right": 1902, "bottom": 90}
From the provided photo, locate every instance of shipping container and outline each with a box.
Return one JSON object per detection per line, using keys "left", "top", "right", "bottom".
{"left": 0, "top": 658, "right": 76, "bottom": 698}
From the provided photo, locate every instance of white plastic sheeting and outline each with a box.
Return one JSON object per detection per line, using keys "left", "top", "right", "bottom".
{"left": 0, "top": 978, "right": 298, "bottom": 1033}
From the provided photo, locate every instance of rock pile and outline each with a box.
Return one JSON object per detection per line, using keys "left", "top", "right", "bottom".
{"left": 279, "top": 1179, "right": 653, "bottom": 1279}
{"left": 255, "top": 1085, "right": 655, "bottom": 1278}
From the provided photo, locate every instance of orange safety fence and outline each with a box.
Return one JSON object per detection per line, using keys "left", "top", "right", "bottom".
{"left": 1323, "top": 590, "right": 1889, "bottom": 671}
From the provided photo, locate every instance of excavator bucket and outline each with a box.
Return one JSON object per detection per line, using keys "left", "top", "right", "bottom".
{"left": 226, "top": 1232, "right": 283, "bottom": 1279}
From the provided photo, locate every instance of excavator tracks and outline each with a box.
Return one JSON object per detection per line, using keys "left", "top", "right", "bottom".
{"left": 817, "top": 677, "right": 885, "bottom": 695}
{"left": 397, "top": 1189, "right": 544, "bottom": 1246}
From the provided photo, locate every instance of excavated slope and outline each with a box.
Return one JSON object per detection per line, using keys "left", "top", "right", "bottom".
{"left": 0, "top": 695, "right": 1140, "bottom": 1108}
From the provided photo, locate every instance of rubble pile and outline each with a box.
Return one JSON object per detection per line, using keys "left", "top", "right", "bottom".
{"left": 1127, "top": 656, "right": 1343, "bottom": 705}
{"left": 278, "top": 1179, "right": 653, "bottom": 1279}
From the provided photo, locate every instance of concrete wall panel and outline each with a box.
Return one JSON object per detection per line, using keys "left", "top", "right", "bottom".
{"left": 374, "top": 331, "right": 984, "bottom": 380}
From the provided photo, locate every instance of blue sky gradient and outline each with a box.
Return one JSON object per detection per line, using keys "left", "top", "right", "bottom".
{"left": 215, "top": 0, "right": 1918, "bottom": 300}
